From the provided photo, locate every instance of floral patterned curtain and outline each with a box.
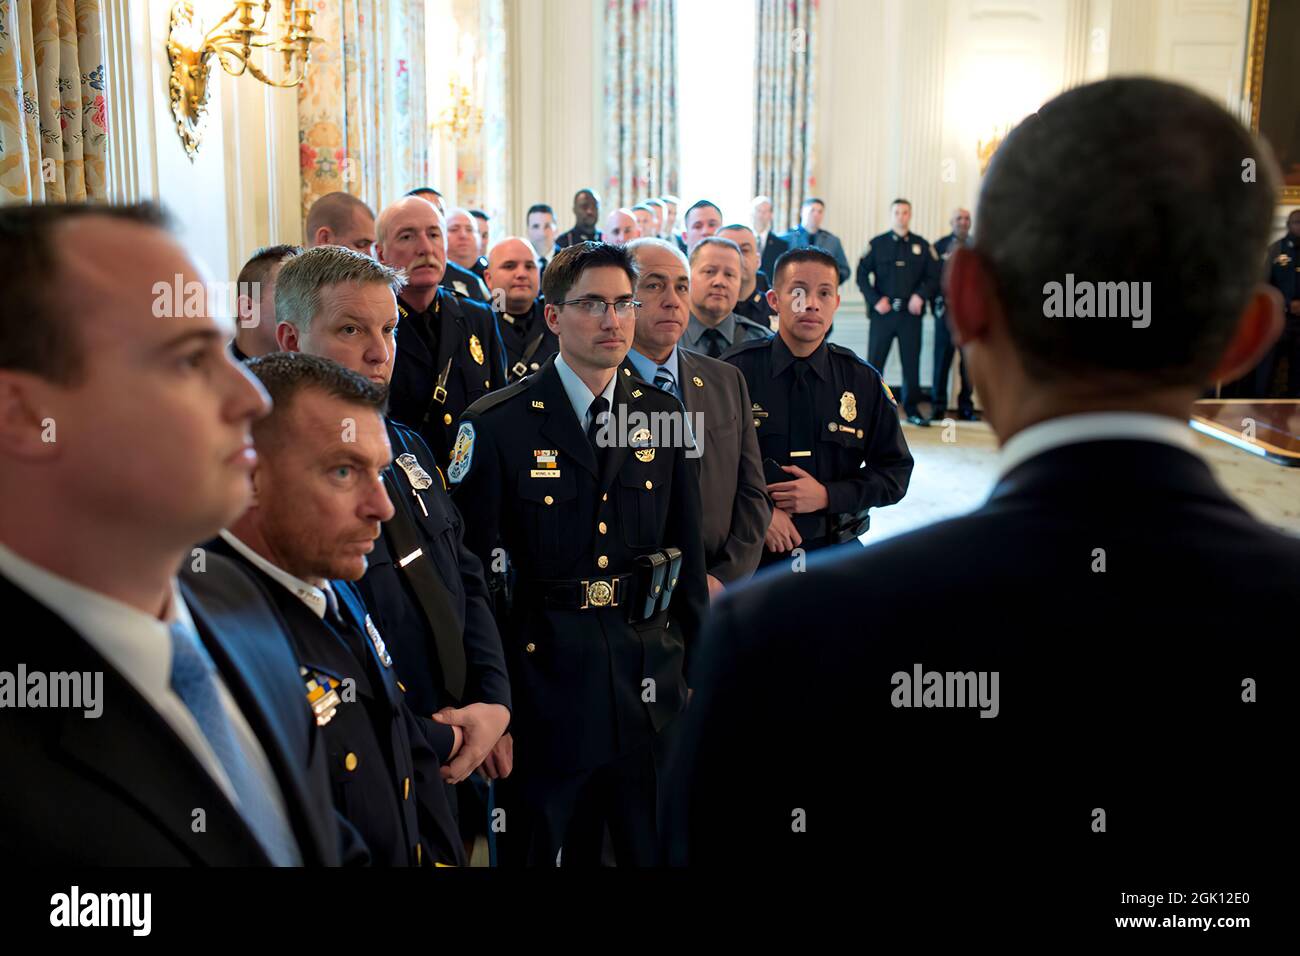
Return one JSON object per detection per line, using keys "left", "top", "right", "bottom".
{"left": 753, "top": 0, "right": 817, "bottom": 233}
{"left": 298, "top": 0, "right": 428, "bottom": 226}
{"left": 603, "top": 0, "right": 678, "bottom": 210}
{"left": 0, "top": 0, "right": 107, "bottom": 203}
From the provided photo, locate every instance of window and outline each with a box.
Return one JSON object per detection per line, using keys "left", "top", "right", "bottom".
{"left": 675, "top": 0, "right": 756, "bottom": 224}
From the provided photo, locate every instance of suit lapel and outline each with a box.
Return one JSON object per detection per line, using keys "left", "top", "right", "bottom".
{"left": 182, "top": 583, "right": 324, "bottom": 863}
{"left": 676, "top": 350, "right": 700, "bottom": 416}
{"left": 537, "top": 359, "right": 599, "bottom": 478}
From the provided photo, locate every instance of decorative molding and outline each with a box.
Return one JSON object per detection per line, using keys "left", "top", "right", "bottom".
{"left": 102, "top": 0, "right": 158, "bottom": 202}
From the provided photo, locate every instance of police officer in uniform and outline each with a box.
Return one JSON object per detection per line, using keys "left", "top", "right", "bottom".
{"left": 729, "top": 248, "right": 913, "bottom": 568}
{"left": 451, "top": 241, "right": 708, "bottom": 866}
{"left": 857, "top": 198, "right": 941, "bottom": 425}
{"left": 555, "top": 189, "right": 602, "bottom": 249}
{"left": 377, "top": 196, "right": 507, "bottom": 470}
{"left": 1258, "top": 208, "right": 1300, "bottom": 397}
{"left": 274, "top": 245, "right": 513, "bottom": 833}
{"left": 720, "top": 224, "right": 778, "bottom": 331}
{"left": 213, "top": 353, "right": 467, "bottom": 866}
{"left": 931, "top": 208, "right": 977, "bottom": 420}
{"left": 484, "top": 236, "right": 559, "bottom": 381}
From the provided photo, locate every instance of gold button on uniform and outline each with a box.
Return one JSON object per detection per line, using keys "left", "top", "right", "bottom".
{"left": 644, "top": 480, "right": 653, "bottom": 490}
{"left": 345, "top": 752, "right": 358, "bottom": 772}
{"left": 544, "top": 495, "right": 554, "bottom": 505}
{"left": 404, "top": 777, "right": 411, "bottom": 800}
{"left": 443, "top": 413, "right": 452, "bottom": 425}
{"left": 602, "top": 493, "right": 608, "bottom": 501}
{"left": 597, "top": 555, "right": 609, "bottom": 569}
{"left": 526, "top": 642, "right": 536, "bottom": 653}
{"left": 828, "top": 422, "right": 838, "bottom": 432}
{"left": 598, "top": 521, "right": 607, "bottom": 534}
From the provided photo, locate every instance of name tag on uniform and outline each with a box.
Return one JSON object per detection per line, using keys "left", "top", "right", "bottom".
{"left": 531, "top": 449, "right": 560, "bottom": 478}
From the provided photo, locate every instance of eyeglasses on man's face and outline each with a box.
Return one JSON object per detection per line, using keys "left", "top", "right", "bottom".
{"left": 556, "top": 297, "right": 640, "bottom": 317}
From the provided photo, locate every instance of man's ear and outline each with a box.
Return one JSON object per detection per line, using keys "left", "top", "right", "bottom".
{"left": 765, "top": 287, "right": 780, "bottom": 312}
{"left": 544, "top": 303, "right": 561, "bottom": 335}
{"left": 276, "top": 321, "right": 300, "bottom": 352}
{"left": 1210, "top": 284, "right": 1283, "bottom": 386}
{"left": 945, "top": 247, "right": 999, "bottom": 348}
{"left": 0, "top": 372, "right": 60, "bottom": 462}
{"left": 313, "top": 226, "right": 332, "bottom": 248}
{"left": 236, "top": 293, "right": 256, "bottom": 326}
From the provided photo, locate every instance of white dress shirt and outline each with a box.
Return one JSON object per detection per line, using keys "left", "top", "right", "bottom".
{"left": 219, "top": 530, "right": 329, "bottom": 620}
{"left": 998, "top": 412, "right": 1199, "bottom": 478}
{"left": 0, "top": 540, "right": 295, "bottom": 850}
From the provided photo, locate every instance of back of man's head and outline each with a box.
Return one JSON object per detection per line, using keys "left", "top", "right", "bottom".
{"left": 975, "top": 77, "right": 1278, "bottom": 387}
{"left": 305, "top": 192, "right": 376, "bottom": 252}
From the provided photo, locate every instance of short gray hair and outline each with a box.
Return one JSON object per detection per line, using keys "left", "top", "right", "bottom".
{"left": 275, "top": 245, "right": 406, "bottom": 332}
{"left": 689, "top": 235, "right": 743, "bottom": 268}
{"left": 625, "top": 236, "right": 688, "bottom": 271}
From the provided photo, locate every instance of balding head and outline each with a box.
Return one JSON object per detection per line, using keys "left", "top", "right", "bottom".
{"left": 444, "top": 208, "right": 481, "bottom": 270}
{"left": 484, "top": 237, "right": 541, "bottom": 315}
{"left": 304, "top": 192, "right": 376, "bottom": 255}
{"left": 374, "top": 196, "right": 447, "bottom": 295}
{"left": 605, "top": 208, "right": 641, "bottom": 245}
{"left": 951, "top": 207, "right": 972, "bottom": 240}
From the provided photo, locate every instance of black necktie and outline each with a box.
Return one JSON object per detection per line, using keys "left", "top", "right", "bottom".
{"left": 587, "top": 395, "right": 610, "bottom": 450}
{"left": 701, "top": 328, "right": 727, "bottom": 358}
{"left": 789, "top": 361, "right": 815, "bottom": 459}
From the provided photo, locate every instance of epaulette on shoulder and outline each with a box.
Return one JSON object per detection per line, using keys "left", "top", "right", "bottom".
{"left": 726, "top": 336, "right": 770, "bottom": 358}
{"left": 465, "top": 376, "right": 531, "bottom": 417}
{"left": 828, "top": 341, "right": 877, "bottom": 372}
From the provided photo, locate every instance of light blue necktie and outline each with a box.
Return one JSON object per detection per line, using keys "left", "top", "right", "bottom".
{"left": 169, "top": 619, "right": 300, "bottom": 865}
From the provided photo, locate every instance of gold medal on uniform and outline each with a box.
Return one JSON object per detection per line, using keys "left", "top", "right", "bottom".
{"left": 839, "top": 391, "right": 858, "bottom": 423}
{"left": 630, "top": 427, "right": 655, "bottom": 462}
{"left": 469, "top": 334, "right": 485, "bottom": 365}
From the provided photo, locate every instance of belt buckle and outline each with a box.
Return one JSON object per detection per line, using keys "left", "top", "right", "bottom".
{"left": 433, "top": 385, "right": 448, "bottom": 404}
{"left": 512, "top": 361, "right": 528, "bottom": 378}
{"left": 580, "top": 578, "right": 617, "bottom": 609}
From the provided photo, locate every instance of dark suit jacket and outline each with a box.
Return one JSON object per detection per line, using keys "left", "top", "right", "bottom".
{"left": 759, "top": 232, "right": 789, "bottom": 278}
{"left": 621, "top": 349, "right": 770, "bottom": 584}
{"left": 204, "top": 537, "right": 465, "bottom": 866}
{"left": 666, "top": 439, "right": 1295, "bottom": 879}
{"left": 0, "top": 553, "right": 349, "bottom": 865}
{"left": 454, "top": 356, "right": 709, "bottom": 775}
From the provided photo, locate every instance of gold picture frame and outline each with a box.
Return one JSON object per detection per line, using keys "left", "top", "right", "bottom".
{"left": 1246, "top": 0, "right": 1300, "bottom": 203}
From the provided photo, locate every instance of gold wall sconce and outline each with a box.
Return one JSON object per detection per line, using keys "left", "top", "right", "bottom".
{"left": 167, "top": 1, "right": 321, "bottom": 159}
{"left": 976, "top": 124, "right": 1011, "bottom": 176}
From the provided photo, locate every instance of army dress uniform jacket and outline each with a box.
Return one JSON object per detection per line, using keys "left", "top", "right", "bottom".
{"left": 450, "top": 356, "right": 709, "bottom": 776}
{"left": 206, "top": 536, "right": 466, "bottom": 867}
{"left": 727, "top": 335, "right": 914, "bottom": 554}
{"left": 356, "top": 420, "right": 510, "bottom": 722}
{"left": 497, "top": 298, "right": 560, "bottom": 382}
{"left": 389, "top": 288, "right": 507, "bottom": 470}
{"left": 856, "top": 231, "right": 941, "bottom": 308}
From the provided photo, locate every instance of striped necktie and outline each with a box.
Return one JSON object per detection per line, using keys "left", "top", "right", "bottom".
{"left": 653, "top": 366, "right": 677, "bottom": 399}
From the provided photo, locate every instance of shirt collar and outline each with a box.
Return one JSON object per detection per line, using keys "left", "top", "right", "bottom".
{"left": 686, "top": 312, "right": 737, "bottom": 348}
{"left": 998, "top": 412, "right": 1198, "bottom": 478}
{"left": 554, "top": 353, "right": 619, "bottom": 429}
{"left": 627, "top": 344, "right": 680, "bottom": 385}
{"left": 770, "top": 331, "right": 830, "bottom": 380}
{"left": 0, "top": 540, "right": 191, "bottom": 697}
{"left": 892, "top": 231, "right": 910, "bottom": 241}
{"left": 219, "top": 530, "right": 328, "bottom": 619}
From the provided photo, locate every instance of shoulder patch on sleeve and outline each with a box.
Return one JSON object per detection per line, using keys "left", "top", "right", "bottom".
{"left": 447, "top": 422, "right": 475, "bottom": 484}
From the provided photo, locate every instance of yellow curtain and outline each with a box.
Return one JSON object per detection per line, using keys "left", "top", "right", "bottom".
{"left": 0, "top": 0, "right": 107, "bottom": 203}
{"left": 297, "top": 0, "right": 429, "bottom": 226}
{"left": 753, "top": 0, "right": 817, "bottom": 232}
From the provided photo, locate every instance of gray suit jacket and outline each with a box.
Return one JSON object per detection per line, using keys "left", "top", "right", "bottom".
{"left": 623, "top": 349, "right": 771, "bottom": 584}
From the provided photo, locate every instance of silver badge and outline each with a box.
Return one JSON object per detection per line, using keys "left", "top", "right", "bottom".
{"left": 364, "top": 614, "right": 394, "bottom": 668}
{"left": 395, "top": 452, "right": 433, "bottom": 491}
